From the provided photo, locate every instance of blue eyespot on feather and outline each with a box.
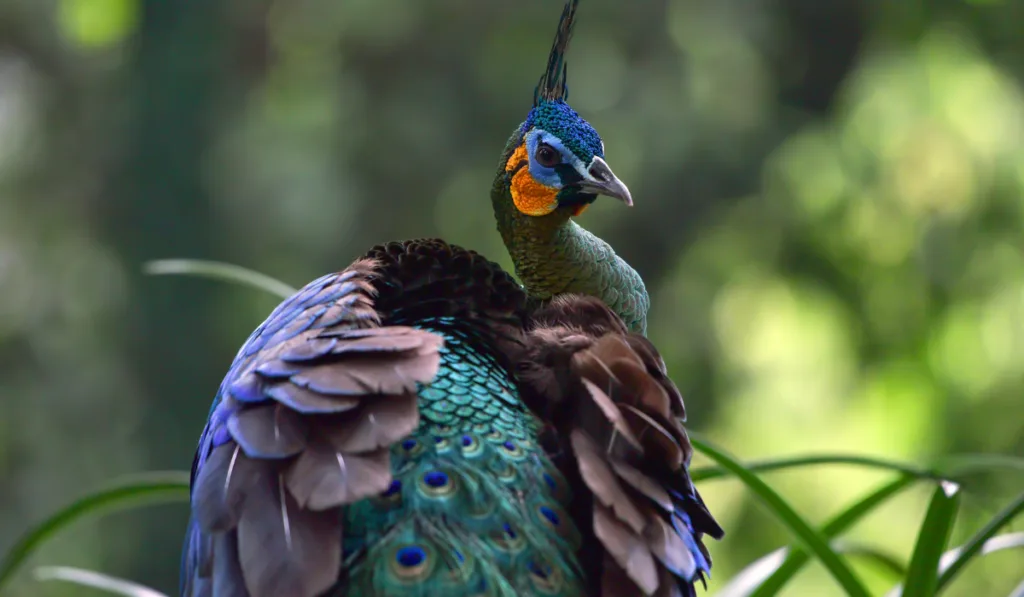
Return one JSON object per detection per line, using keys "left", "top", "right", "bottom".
{"left": 539, "top": 506, "right": 560, "bottom": 526}
{"left": 424, "top": 471, "right": 448, "bottom": 488}
{"left": 396, "top": 546, "right": 426, "bottom": 568}
{"left": 383, "top": 480, "right": 401, "bottom": 497}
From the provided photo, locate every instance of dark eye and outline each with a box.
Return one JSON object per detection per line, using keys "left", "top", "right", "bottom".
{"left": 535, "top": 143, "right": 561, "bottom": 168}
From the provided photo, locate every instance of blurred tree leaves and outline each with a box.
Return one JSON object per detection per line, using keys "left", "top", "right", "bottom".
{"left": 57, "top": 0, "right": 138, "bottom": 48}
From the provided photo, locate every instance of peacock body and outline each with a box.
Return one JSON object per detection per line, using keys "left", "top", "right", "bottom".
{"left": 181, "top": 2, "right": 722, "bottom": 597}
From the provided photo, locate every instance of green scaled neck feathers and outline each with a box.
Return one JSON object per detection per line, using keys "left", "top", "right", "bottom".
{"left": 492, "top": 129, "right": 650, "bottom": 335}
{"left": 490, "top": 0, "right": 650, "bottom": 334}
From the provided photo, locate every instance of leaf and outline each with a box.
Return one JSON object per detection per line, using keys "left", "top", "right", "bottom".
{"left": 35, "top": 566, "right": 168, "bottom": 597}
{"left": 936, "top": 453, "right": 1024, "bottom": 476}
{"left": 1008, "top": 578, "right": 1024, "bottom": 597}
{"left": 899, "top": 480, "right": 962, "bottom": 597}
{"left": 936, "top": 488, "right": 1024, "bottom": 591}
{"left": 939, "top": 531, "right": 1024, "bottom": 571}
{"left": 713, "top": 548, "right": 789, "bottom": 597}
{"left": 833, "top": 541, "right": 906, "bottom": 579}
{"left": 884, "top": 532, "right": 1024, "bottom": 597}
{"left": 144, "top": 259, "right": 296, "bottom": 299}
{"left": 714, "top": 476, "right": 915, "bottom": 597}
{"left": 690, "top": 454, "right": 937, "bottom": 483}
{"left": 691, "top": 452, "right": 1024, "bottom": 484}
{"left": 0, "top": 472, "right": 189, "bottom": 591}
{"left": 691, "top": 438, "right": 871, "bottom": 597}
{"left": 715, "top": 539, "right": 905, "bottom": 597}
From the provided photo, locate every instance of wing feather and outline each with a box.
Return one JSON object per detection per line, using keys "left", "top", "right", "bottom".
{"left": 183, "top": 258, "right": 443, "bottom": 597}
{"left": 518, "top": 294, "right": 724, "bottom": 597}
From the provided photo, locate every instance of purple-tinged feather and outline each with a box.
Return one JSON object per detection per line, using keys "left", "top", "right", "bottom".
{"left": 192, "top": 444, "right": 259, "bottom": 532}
{"left": 236, "top": 472, "right": 341, "bottom": 597}
{"left": 227, "top": 404, "right": 308, "bottom": 459}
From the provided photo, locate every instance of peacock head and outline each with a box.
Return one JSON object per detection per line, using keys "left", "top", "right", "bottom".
{"left": 503, "top": 0, "right": 631, "bottom": 218}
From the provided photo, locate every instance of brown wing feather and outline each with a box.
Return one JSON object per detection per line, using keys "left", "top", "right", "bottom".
{"left": 517, "top": 294, "right": 723, "bottom": 597}
{"left": 189, "top": 258, "right": 444, "bottom": 597}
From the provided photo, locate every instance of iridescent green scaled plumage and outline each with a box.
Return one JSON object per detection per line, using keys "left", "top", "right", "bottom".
{"left": 339, "top": 317, "right": 583, "bottom": 597}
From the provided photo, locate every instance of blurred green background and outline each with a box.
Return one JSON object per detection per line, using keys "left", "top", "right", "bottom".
{"left": 1, "top": 0, "right": 1022, "bottom": 595}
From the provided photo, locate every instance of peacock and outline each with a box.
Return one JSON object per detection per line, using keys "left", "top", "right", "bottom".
{"left": 181, "top": 1, "right": 723, "bottom": 596}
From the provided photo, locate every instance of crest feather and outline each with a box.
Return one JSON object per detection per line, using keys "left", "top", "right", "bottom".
{"left": 534, "top": 0, "right": 580, "bottom": 105}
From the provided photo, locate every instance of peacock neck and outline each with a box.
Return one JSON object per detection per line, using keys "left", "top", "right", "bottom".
{"left": 491, "top": 129, "right": 650, "bottom": 335}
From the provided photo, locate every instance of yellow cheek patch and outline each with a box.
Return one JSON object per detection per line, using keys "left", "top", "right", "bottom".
{"left": 505, "top": 143, "right": 558, "bottom": 216}
{"left": 511, "top": 168, "right": 559, "bottom": 216}
{"left": 505, "top": 143, "right": 528, "bottom": 172}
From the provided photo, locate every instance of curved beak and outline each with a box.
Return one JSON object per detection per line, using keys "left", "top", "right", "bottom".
{"left": 578, "top": 156, "right": 633, "bottom": 206}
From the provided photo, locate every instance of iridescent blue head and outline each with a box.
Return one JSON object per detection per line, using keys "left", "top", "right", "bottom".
{"left": 503, "top": 0, "right": 632, "bottom": 218}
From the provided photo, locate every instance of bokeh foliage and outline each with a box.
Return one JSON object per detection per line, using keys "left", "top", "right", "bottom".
{"left": 0, "top": 0, "right": 1022, "bottom": 595}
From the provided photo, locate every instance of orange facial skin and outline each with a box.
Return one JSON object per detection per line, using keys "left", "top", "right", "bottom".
{"left": 505, "top": 143, "right": 559, "bottom": 216}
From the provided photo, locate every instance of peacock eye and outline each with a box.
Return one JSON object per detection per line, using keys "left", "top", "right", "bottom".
{"left": 535, "top": 143, "right": 561, "bottom": 168}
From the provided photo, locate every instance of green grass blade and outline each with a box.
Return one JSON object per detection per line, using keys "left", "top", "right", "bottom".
{"left": 901, "top": 481, "right": 962, "bottom": 597}
{"left": 691, "top": 452, "right": 1024, "bottom": 484}
{"left": 1008, "top": 578, "right": 1024, "bottom": 597}
{"left": 691, "top": 438, "right": 871, "bottom": 597}
{"left": 937, "top": 453, "right": 1024, "bottom": 476}
{"left": 748, "top": 476, "right": 916, "bottom": 597}
{"left": 885, "top": 532, "right": 1024, "bottom": 597}
{"left": 144, "top": 259, "right": 296, "bottom": 299}
{"left": 937, "top": 489, "right": 1024, "bottom": 591}
{"left": 0, "top": 472, "right": 189, "bottom": 591}
{"left": 690, "top": 454, "right": 939, "bottom": 483}
{"left": 940, "top": 531, "right": 1024, "bottom": 571}
{"left": 717, "top": 539, "right": 907, "bottom": 597}
{"left": 834, "top": 541, "right": 906, "bottom": 579}
{"left": 714, "top": 548, "right": 789, "bottom": 597}
{"left": 35, "top": 566, "right": 169, "bottom": 597}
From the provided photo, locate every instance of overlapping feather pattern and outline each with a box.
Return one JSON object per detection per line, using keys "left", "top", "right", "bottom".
{"left": 182, "top": 240, "right": 719, "bottom": 597}
{"left": 518, "top": 295, "right": 725, "bottom": 597}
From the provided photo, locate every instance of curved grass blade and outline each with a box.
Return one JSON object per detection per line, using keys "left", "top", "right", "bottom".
{"left": 691, "top": 438, "right": 871, "bottom": 597}
{"left": 35, "top": 566, "right": 169, "bottom": 597}
{"left": 690, "top": 455, "right": 939, "bottom": 483}
{"left": 692, "top": 452, "right": 1024, "bottom": 485}
{"left": 717, "top": 539, "right": 906, "bottom": 597}
{"left": 937, "top": 454, "right": 1024, "bottom": 476}
{"left": 1008, "top": 577, "right": 1024, "bottom": 597}
{"left": 901, "top": 481, "right": 961, "bottom": 597}
{"left": 834, "top": 541, "right": 906, "bottom": 579}
{"left": 939, "top": 531, "right": 1024, "bottom": 571}
{"left": 884, "top": 532, "right": 1024, "bottom": 597}
{"left": 937, "top": 489, "right": 1024, "bottom": 591}
{"left": 144, "top": 259, "right": 296, "bottom": 300}
{"left": 0, "top": 472, "right": 189, "bottom": 591}
{"left": 714, "top": 549, "right": 789, "bottom": 597}
{"left": 748, "top": 476, "right": 915, "bottom": 597}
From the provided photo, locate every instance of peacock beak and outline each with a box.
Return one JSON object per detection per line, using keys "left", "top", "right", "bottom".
{"left": 577, "top": 156, "right": 633, "bottom": 206}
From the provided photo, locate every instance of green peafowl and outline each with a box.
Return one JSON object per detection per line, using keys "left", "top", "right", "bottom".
{"left": 181, "top": 1, "right": 723, "bottom": 596}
